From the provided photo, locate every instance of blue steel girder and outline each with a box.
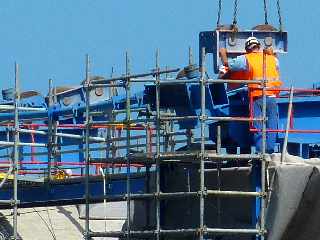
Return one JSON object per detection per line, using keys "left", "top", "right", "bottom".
{"left": 199, "top": 30, "right": 288, "bottom": 73}
{"left": 0, "top": 174, "right": 146, "bottom": 209}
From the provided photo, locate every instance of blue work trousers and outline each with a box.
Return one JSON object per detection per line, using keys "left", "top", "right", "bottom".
{"left": 253, "top": 97, "right": 278, "bottom": 153}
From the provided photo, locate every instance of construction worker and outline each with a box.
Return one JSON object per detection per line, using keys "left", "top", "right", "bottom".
{"left": 219, "top": 64, "right": 249, "bottom": 91}
{"left": 219, "top": 36, "right": 282, "bottom": 153}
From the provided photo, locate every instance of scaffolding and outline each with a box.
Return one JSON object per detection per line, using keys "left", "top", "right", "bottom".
{"left": 0, "top": 63, "right": 51, "bottom": 239}
{"left": 0, "top": 49, "right": 279, "bottom": 240}
{"left": 82, "top": 48, "right": 268, "bottom": 240}
{"left": 0, "top": 26, "right": 319, "bottom": 240}
{"left": 3, "top": 50, "right": 320, "bottom": 239}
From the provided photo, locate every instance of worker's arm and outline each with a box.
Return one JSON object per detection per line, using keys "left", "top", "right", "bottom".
{"left": 219, "top": 48, "right": 229, "bottom": 66}
{"left": 264, "top": 47, "right": 281, "bottom": 78}
{"left": 275, "top": 58, "right": 280, "bottom": 75}
{"left": 219, "top": 48, "right": 248, "bottom": 72}
{"left": 274, "top": 57, "right": 282, "bottom": 87}
{"left": 228, "top": 55, "right": 248, "bottom": 71}
{"left": 263, "top": 47, "right": 274, "bottom": 56}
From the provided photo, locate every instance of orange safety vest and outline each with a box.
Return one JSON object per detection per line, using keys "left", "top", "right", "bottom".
{"left": 245, "top": 52, "right": 282, "bottom": 98}
{"left": 224, "top": 70, "right": 249, "bottom": 91}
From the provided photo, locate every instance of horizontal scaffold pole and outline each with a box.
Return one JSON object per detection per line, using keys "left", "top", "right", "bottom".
{"left": 88, "top": 227, "right": 263, "bottom": 238}
{"left": 89, "top": 190, "right": 263, "bottom": 202}
{"left": 0, "top": 105, "right": 47, "bottom": 112}
{"left": 0, "top": 141, "right": 46, "bottom": 147}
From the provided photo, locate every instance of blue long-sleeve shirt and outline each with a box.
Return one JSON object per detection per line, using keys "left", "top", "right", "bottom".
{"left": 227, "top": 54, "right": 280, "bottom": 73}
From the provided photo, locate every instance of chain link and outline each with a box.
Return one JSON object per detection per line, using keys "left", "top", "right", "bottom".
{"left": 263, "top": 0, "right": 269, "bottom": 24}
{"left": 277, "top": 0, "right": 283, "bottom": 31}
{"left": 216, "top": 0, "right": 222, "bottom": 27}
{"left": 232, "top": 0, "right": 238, "bottom": 25}
{"left": 216, "top": 0, "right": 283, "bottom": 30}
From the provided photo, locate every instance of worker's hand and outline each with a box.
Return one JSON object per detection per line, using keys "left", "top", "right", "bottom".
{"left": 219, "top": 65, "right": 229, "bottom": 75}
{"left": 263, "top": 47, "right": 274, "bottom": 55}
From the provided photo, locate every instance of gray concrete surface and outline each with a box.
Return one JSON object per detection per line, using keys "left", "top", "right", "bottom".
{"left": 0, "top": 204, "right": 125, "bottom": 240}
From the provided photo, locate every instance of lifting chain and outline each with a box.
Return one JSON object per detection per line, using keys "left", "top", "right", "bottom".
{"left": 216, "top": 0, "right": 283, "bottom": 30}
{"left": 216, "top": 0, "right": 222, "bottom": 27}
{"left": 276, "top": 0, "right": 283, "bottom": 31}
{"left": 232, "top": 0, "right": 238, "bottom": 26}
{"left": 263, "top": 0, "right": 269, "bottom": 24}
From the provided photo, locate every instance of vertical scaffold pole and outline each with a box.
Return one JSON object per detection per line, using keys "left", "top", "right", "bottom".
{"left": 199, "top": 47, "right": 206, "bottom": 240}
{"left": 260, "top": 51, "right": 267, "bottom": 239}
{"left": 216, "top": 125, "right": 222, "bottom": 227}
{"left": 281, "top": 86, "right": 294, "bottom": 163}
{"left": 125, "top": 51, "right": 131, "bottom": 240}
{"left": 13, "top": 62, "right": 20, "bottom": 240}
{"left": 84, "top": 54, "right": 91, "bottom": 240}
{"left": 53, "top": 87, "right": 59, "bottom": 170}
{"left": 189, "top": 46, "right": 193, "bottom": 65}
{"left": 155, "top": 49, "right": 161, "bottom": 240}
{"left": 145, "top": 118, "right": 151, "bottom": 229}
{"left": 47, "top": 78, "right": 53, "bottom": 180}
{"left": 170, "top": 117, "right": 175, "bottom": 152}
{"left": 110, "top": 68, "right": 117, "bottom": 166}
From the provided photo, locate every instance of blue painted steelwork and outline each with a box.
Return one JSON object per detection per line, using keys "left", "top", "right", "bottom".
{"left": 1, "top": 83, "right": 320, "bottom": 159}
{"left": 2, "top": 88, "right": 15, "bottom": 101}
{"left": 199, "top": 30, "right": 288, "bottom": 73}
{"left": 0, "top": 175, "right": 145, "bottom": 209}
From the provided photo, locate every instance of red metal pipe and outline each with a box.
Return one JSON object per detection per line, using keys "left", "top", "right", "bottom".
{"left": 248, "top": 87, "right": 320, "bottom": 94}
{"left": 250, "top": 128, "right": 320, "bottom": 133}
{"left": 0, "top": 160, "right": 145, "bottom": 168}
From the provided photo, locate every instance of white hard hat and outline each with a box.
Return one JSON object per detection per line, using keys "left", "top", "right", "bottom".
{"left": 245, "top": 37, "right": 260, "bottom": 51}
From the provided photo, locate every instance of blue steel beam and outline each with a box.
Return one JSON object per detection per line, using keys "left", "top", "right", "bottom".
{"left": 0, "top": 92, "right": 142, "bottom": 122}
{"left": 0, "top": 174, "right": 145, "bottom": 209}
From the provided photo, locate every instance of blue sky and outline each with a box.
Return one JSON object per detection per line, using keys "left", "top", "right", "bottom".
{"left": 0, "top": 1, "right": 319, "bottom": 93}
